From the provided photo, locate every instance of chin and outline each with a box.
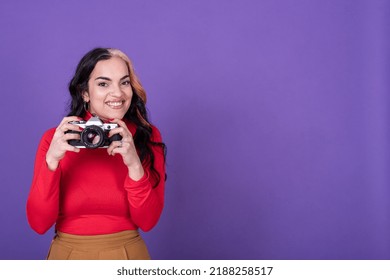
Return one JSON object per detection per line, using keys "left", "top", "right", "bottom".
{"left": 95, "top": 113, "right": 125, "bottom": 121}
{"left": 111, "top": 113, "right": 126, "bottom": 120}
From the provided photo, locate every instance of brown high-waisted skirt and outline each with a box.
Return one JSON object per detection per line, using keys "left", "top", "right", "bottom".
{"left": 47, "top": 230, "right": 151, "bottom": 260}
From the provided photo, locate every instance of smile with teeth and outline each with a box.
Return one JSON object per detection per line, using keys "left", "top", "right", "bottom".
{"left": 106, "top": 101, "right": 125, "bottom": 108}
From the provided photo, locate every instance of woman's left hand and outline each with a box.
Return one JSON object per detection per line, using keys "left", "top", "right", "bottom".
{"left": 107, "top": 119, "right": 145, "bottom": 181}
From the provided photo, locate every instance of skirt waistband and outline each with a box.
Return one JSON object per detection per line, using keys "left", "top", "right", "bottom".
{"left": 48, "top": 230, "right": 150, "bottom": 260}
{"left": 55, "top": 230, "right": 140, "bottom": 248}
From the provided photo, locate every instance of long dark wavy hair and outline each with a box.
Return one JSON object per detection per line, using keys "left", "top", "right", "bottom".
{"left": 67, "top": 48, "right": 166, "bottom": 188}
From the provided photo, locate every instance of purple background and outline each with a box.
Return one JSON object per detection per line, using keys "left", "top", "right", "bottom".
{"left": 0, "top": 0, "right": 389, "bottom": 259}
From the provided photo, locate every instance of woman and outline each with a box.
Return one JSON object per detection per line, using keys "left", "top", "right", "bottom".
{"left": 27, "top": 48, "right": 166, "bottom": 260}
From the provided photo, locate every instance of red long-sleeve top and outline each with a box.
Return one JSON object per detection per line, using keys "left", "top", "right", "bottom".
{"left": 26, "top": 119, "right": 165, "bottom": 235}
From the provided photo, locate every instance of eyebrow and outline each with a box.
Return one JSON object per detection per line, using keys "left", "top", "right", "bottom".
{"left": 95, "top": 75, "right": 130, "bottom": 81}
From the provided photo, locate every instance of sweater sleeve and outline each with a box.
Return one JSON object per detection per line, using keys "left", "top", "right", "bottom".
{"left": 26, "top": 129, "right": 61, "bottom": 234}
{"left": 123, "top": 126, "right": 166, "bottom": 232}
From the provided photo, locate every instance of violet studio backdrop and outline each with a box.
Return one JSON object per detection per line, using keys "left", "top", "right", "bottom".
{"left": 0, "top": 0, "right": 389, "bottom": 259}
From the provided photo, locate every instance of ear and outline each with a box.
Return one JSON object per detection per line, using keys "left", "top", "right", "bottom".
{"left": 82, "top": 91, "right": 90, "bottom": 102}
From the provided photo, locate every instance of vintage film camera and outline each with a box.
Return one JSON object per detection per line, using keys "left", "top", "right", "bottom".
{"left": 67, "top": 116, "right": 122, "bottom": 149}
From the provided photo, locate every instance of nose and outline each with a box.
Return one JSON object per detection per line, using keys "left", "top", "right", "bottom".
{"left": 109, "top": 83, "right": 123, "bottom": 97}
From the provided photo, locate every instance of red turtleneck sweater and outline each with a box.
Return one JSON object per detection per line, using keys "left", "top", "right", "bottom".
{"left": 26, "top": 116, "right": 165, "bottom": 235}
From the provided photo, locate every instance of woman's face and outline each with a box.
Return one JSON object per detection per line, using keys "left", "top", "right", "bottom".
{"left": 83, "top": 56, "right": 133, "bottom": 121}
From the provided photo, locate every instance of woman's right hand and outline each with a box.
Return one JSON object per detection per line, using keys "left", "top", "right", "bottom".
{"left": 46, "top": 116, "right": 83, "bottom": 171}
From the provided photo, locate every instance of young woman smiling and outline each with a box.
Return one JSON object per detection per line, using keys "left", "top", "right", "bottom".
{"left": 27, "top": 48, "right": 166, "bottom": 260}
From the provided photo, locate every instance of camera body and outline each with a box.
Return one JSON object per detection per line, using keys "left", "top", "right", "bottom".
{"left": 67, "top": 116, "right": 122, "bottom": 149}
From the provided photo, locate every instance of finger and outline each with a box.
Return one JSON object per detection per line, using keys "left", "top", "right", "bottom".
{"left": 64, "top": 144, "right": 80, "bottom": 153}
{"left": 120, "top": 137, "right": 133, "bottom": 144}
{"left": 50, "top": 142, "right": 80, "bottom": 159}
{"left": 56, "top": 119, "right": 83, "bottom": 133}
{"left": 58, "top": 116, "right": 83, "bottom": 127}
{"left": 109, "top": 127, "right": 133, "bottom": 139}
{"left": 63, "top": 133, "right": 81, "bottom": 141}
{"left": 109, "top": 147, "right": 124, "bottom": 156}
{"left": 59, "top": 123, "right": 84, "bottom": 133}
{"left": 111, "top": 118, "right": 126, "bottom": 127}
{"left": 109, "top": 118, "right": 127, "bottom": 130}
{"left": 107, "top": 140, "right": 123, "bottom": 155}
{"left": 108, "top": 126, "right": 127, "bottom": 138}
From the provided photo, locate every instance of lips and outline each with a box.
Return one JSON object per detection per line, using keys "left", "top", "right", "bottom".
{"left": 106, "top": 100, "right": 125, "bottom": 109}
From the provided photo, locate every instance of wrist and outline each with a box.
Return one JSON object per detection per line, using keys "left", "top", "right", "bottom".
{"left": 127, "top": 163, "right": 144, "bottom": 181}
{"left": 46, "top": 154, "right": 59, "bottom": 171}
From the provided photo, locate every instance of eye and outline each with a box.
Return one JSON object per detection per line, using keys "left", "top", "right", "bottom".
{"left": 98, "top": 82, "right": 108, "bottom": 87}
{"left": 122, "top": 80, "right": 131, "bottom": 86}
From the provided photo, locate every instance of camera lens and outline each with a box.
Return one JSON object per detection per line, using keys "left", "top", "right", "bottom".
{"left": 80, "top": 125, "right": 105, "bottom": 149}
